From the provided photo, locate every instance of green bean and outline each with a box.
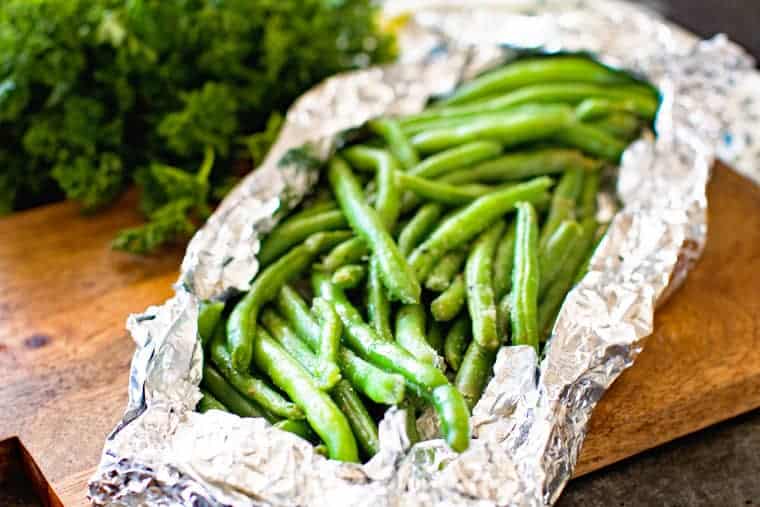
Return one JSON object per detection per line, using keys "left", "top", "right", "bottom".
{"left": 274, "top": 419, "right": 318, "bottom": 443}
{"left": 227, "top": 230, "right": 351, "bottom": 371}
{"left": 539, "top": 169, "right": 585, "bottom": 248}
{"left": 538, "top": 220, "right": 582, "bottom": 297}
{"left": 575, "top": 97, "right": 652, "bottom": 121}
{"left": 493, "top": 222, "right": 516, "bottom": 300}
{"left": 579, "top": 171, "right": 601, "bottom": 220}
{"left": 314, "top": 444, "right": 328, "bottom": 457}
{"left": 589, "top": 112, "right": 641, "bottom": 140}
{"left": 401, "top": 399, "right": 420, "bottom": 445}
{"left": 465, "top": 220, "right": 505, "bottom": 351}
{"left": 312, "top": 272, "right": 470, "bottom": 452}
{"left": 329, "top": 157, "right": 420, "bottom": 304}
{"left": 261, "top": 308, "right": 341, "bottom": 391}
{"left": 395, "top": 304, "right": 440, "bottom": 366}
{"left": 496, "top": 293, "right": 511, "bottom": 343}
{"left": 426, "top": 320, "right": 445, "bottom": 355}
{"left": 366, "top": 258, "right": 394, "bottom": 342}
{"left": 285, "top": 199, "right": 337, "bottom": 222}
{"left": 321, "top": 237, "right": 369, "bottom": 271}
{"left": 410, "top": 105, "right": 573, "bottom": 153}
{"left": 258, "top": 210, "right": 347, "bottom": 266}
{"left": 409, "top": 141, "right": 502, "bottom": 178}
{"left": 331, "top": 263, "right": 367, "bottom": 289}
{"left": 426, "top": 250, "right": 467, "bottom": 291}
{"left": 555, "top": 122, "right": 626, "bottom": 162}
{"left": 538, "top": 219, "right": 598, "bottom": 339}
{"left": 444, "top": 315, "right": 470, "bottom": 372}
{"left": 198, "top": 389, "right": 227, "bottom": 413}
{"left": 209, "top": 327, "right": 304, "bottom": 419}
{"left": 510, "top": 202, "right": 540, "bottom": 352}
{"left": 396, "top": 172, "right": 499, "bottom": 205}
{"left": 455, "top": 341, "right": 497, "bottom": 409}
{"left": 413, "top": 82, "right": 656, "bottom": 124}
{"left": 313, "top": 297, "right": 342, "bottom": 368}
{"left": 397, "top": 203, "right": 444, "bottom": 257}
{"left": 342, "top": 145, "right": 402, "bottom": 229}
{"left": 332, "top": 380, "right": 380, "bottom": 458}
{"left": 431, "top": 274, "right": 466, "bottom": 322}
{"left": 198, "top": 300, "right": 225, "bottom": 346}
{"left": 201, "top": 364, "right": 276, "bottom": 422}
{"left": 276, "top": 285, "right": 405, "bottom": 404}
{"left": 368, "top": 118, "right": 420, "bottom": 170}
{"left": 439, "top": 56, "right": 632, "bottom": 106}
{"left": 253, "top": 328, "right": 359, "bottom": 462}
{"left": 441, "top": 148, "right": 600, "bottom": 185}
{"left": 408, "top": 177, "right": 553, "bottom": 281}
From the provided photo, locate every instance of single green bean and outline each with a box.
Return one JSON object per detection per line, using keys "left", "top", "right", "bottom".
{"left": 276, "top": 285, "right": 405, "bottom": 404}
{"left": 209, "top": 327, "right": 304, "bottom": 419}
{"left": 395, "top": 304, "right": 440, "bottom": 366}
{"left": 575, "top": 97, "right": 653, "bottom": 121}
{"left": 538, "top": 220, "right": 583, "bottom": 296}
{"left": 253, "top": 328, "right": 359, "bottom": 462}
{"left": 332, "top": 380, "right": 380, "bottom": 458}
{"left": 321, "top": 237, "right": 369, "bottom": 271}
{"left": 329, "top": 157, "right": 420, "bottom": 304}
{"left": 408, "top": 177, "right": 553, "bottom": 281}
{"left": 227, "top": 230, "right": 351, "bottom": 371}
{"left": 409, "top": 141, "right": 502, "bottom": 178}
{"left": 258, "top": 210, "right": 347, "bottom": 266}
{"left": 198, "top": 300, "right": 225, "bottom": 346}
{"left": 261, "top": 308, "right": 341, "bottom": 391}
{"left": 493, "top": 222, "right": 517, "bottom": 300}
{"left": 401, "top": 399, "right": 420, "bottom": 445}
{"left": 312, "top": 272, "right": 470, "bottom": 451}
{"left": 510, "top": 202, "right": 541, "bottom": 352}
{"left": 397, "top": 203, "right": 444, "bottom": 257}
{"left": 397, "top": 172, "right": 499, "bottom": 205}
{"left": 366, "top": 258, "right": 394, "bottom": 342}
{"left": 589, "top": 112, "right": 641, "bottom": 140}
{"left": 342, "top": 145, "right": 402, "bottom": 228}
{"left": 368, "top": 118, "right": 420, "bottom": 170}
{"left": 455, "top": 341, "right": 497, "bottom": 409}
{"left": 284, "top": 199, "right": 337, "bottom": 222}
{"left": 465, "top": 220, "right": 505, "bottom": 351}
{"left": 201, "top": 364, "right": 277, "bottom": 422}
{"left": 555, "top": 122, "right": 626, "bottom": 162}
{"left": 444, "top": 315, "right": 470, "bottom": 372}
{"left": 313, "top": 297, "right": 342, "bottom": 368}
{"left": 441, "top": 148, "right": 600, "bottom": 185}
{"left": 579, "top": 171, "right": 600, "bottom": 220}
{"left": 440, "top": 56, "right": 632, "bottom": 106}
{"left": 274, "top": 419, "right": 318, "bottom": 443}
{"left": 197, "top": 389, "right": 227, "bottom": 413}
{"left": 496, "top": 293, "right": 511, "bottom": 343}
{"left": 538, "top": 219, "right": 598, "bottom": 338}
{"left": 426, "top": 320, "right": 445, "bottom": 355}
{"left": 539, "top": 169, "right": 585, "bottom": 249}
{"left": 410, "top": 105, "right": 573, "bottom": 154}
{"left": 426, "top": 250, "right": 467, "bottom": 291}
{"left": 431, "top": 274, "right": 466, "bottom": 322}
{"left": 573, "top": 222, "right": 608, "bottom": 284}
{"left": 331, "top": 263, "right": 367, "bottom": 289}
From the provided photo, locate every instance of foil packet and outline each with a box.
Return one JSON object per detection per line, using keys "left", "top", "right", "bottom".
{"left": 88, "top": 1, "right": 760, "bottom": 505}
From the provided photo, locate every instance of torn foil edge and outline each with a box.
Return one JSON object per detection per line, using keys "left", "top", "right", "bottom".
{"left": 88, "top": 1, "right": 760, "bottom": 506}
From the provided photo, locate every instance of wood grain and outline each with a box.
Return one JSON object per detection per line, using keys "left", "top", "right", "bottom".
{"left": 0, "top": 164, "right": 758, "bottom": 506}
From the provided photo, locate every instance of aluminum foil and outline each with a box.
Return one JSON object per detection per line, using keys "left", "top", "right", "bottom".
{"left": 89, "top": 1, "right": 760, "bottom": 505}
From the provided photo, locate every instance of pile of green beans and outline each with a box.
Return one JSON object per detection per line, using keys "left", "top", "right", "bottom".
{"left": 194, "top": 55, "right": 657, "bottom": 463}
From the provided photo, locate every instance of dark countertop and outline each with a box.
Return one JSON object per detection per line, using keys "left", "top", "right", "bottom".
{"left": 561, "top": 1, "right": 760, "bottom": 505}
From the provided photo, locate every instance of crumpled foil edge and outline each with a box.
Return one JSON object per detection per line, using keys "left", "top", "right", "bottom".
{"left": 88, "top": 1, "right": 760, "bottom": 506}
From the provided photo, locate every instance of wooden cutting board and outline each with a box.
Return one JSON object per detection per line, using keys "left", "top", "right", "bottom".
{"left": 1, "top": 163, "right": 759, "bottom": 506}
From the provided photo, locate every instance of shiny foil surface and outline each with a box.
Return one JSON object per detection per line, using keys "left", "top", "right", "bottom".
{"left": 88, "top": 1, "right": 760, "bottom": 505}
